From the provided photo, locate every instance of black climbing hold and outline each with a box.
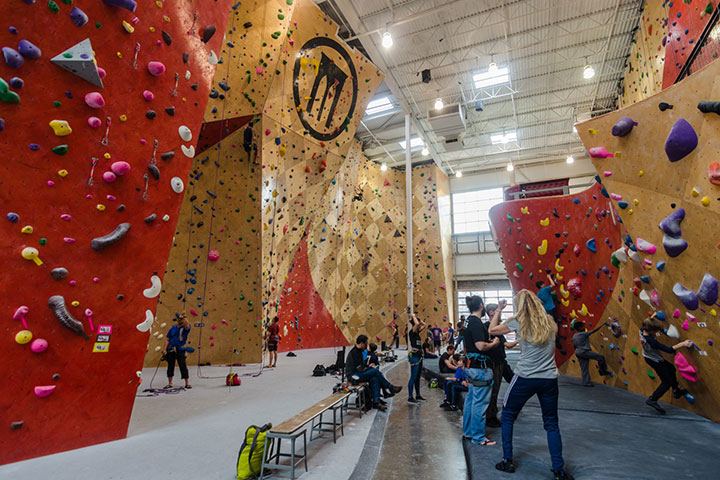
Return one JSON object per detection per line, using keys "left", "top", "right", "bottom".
{"left": 698, "top": 101, "right": 720, "bottom": 115}
{"left": 10, "top": 421, "right": 24, "bottom": 430}
{"left": 91, "top": 222, "right": 131, "bottom": 250}
{"left": 243, "top": 22, "right": 253, "bottom": 29}
{"left": 191, "top": 83, "right": 199, "bottom": 91}
{"left": 118, "top": 204, "right": 126, "bottom": 211}
{"left": 50, "top": 267, "right": 68, "bottom": 280}
{"left": 201, "top": 25, "right": 216, "bottom": 43}
{"left": 219, "top": 81, "right": 230, "bottom": 91}
{"left": 52, "top": 373, "right": 60, "bottom": 381}
{"left": 161, "top": 151, "right": 175, "bottom": 161}
{"left": 146, "top": 110, "right": 157, "bottom": 119}
{"left": 165, "top": 106, "right": 175, "bottom": 116}
{"left": 144, "top": 214, "right": 157, "bottom": 223}
{"left": 148, "top": 164, "right": 160, "bottom": 180}
{"left": 182, "top": 52, "right": 189, "bottom": 63}
{"left": 659, "top": 102, "right": 673, "bottom": 111}
{"left": 117, "top": 294, "right": 124, "bottom": 301}
{"left": 161, "top": 30, "right": 172, "bottom": 46}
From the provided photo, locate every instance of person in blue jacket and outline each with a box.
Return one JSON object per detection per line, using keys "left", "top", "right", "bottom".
{"left": 163, "top": 313, "right": 192, "bottom": 389}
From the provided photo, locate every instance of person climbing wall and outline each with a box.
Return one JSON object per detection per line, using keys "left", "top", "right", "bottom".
{"left": 571, "top": 320, "right": 612, "bottom": 387}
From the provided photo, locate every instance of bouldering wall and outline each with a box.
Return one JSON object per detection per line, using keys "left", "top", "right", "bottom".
{"left": 488, "top": 183, "right": 623, "bottom": 368}
{"left": 576, "top": 58, "right": 720, "bottom": 421}
{"left": 620, "top": 1, "right": 669, "bottom": 106}
{"left": 0, "top": 0, "right": 233, "bottom": 465}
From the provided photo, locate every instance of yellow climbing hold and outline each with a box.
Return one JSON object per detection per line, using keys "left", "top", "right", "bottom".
{"left": 300, "top": 57, "right": 309, "bottom": 71}
{"left": 615, "top": 152, "right": 621, "bottom": 158}
{"left": 149, "top": 27, "right": 156, "bottom": 32}
{"left": 540, "top": 217, "right": 550, "bottom": 226}
{"left": 560, "top": 284, "right": 570, "bottom": 298}
{"left": 58, "top": 169, "right": 68, "bottom": 177}
{"left": 711, "top": 309, "right": 717, "bottom": 317}
{"left": 71, "top": 301, "right": 80, "bottom": 307}
{"left": 122, "top": 20, "right": 135, "bottom": 33}
{"left": 49, "top": 120, "right": 72, "bottom": 136}
{"left": 116, "top": 51, "right": 123, "bottom": 58}
{"left": 578, "top": 304, "right": 589, "bottom": 316}
{"left": 569, "top": 310, "right": 578, "bottom": 319}
{"left": 520, "top": 206, "right": 529, "bottom": 215}
{"left": 21, "top": 225, "right": 33, "bottom": 234}
{"left": 692, "top": 187, "right": 700, "bottom": 197}
{"left": 97, "top": 204, "right": 106, "bottom": 211}
{"left": 638, "top": 170, "right": 644, "bottom": 177}
{"left": 119, "top": 115, "right": 127, "bottom": 122}
{"left": 702, "top": 196, "right": 710, "bottom": 206}
{"left": 538, "top": 239, "right": 548, "bottom": 255}
{"left": 310, "top": 58, "right": 320, "bottom": 75}
{"left": 628, "top": 209, "right": 633, "bottom": 215}
{"left": 633, "top": 199, "right": 639, "bottom": 205}
{"left": 555, "top": 258, "right": 565, "bottom": 272}
{"left": 279, "top": 145, "right": 286, "bottom": 157}
{"left": 163, "top": 16, "right": 171, "bottom": 23}
{"left": 104, "top": 153, "right": 111, "bottom": 159}
{"left": 560, "top": 298, "right": 570, "bottom": 307}
{"left": 588, "top": 128, "right": 597, "bottom": 134}
{"left": 155, "top": 0, "right": 163, "bottom": 7}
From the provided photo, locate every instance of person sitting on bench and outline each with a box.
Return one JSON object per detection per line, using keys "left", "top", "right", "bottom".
{"left": 423, "top": 335, "right": 438, "bottom": 359}
{"left": 440, "top": 354, "right": 468, "bottom": 411}
{"left": 572, "top": 320, "right": 612, "bottom": 386}
{"left": 439, "top": 344, "right": 459, "bottom": 373}
{"left": 346, "top": 335, "right": 402, "bottom": 411}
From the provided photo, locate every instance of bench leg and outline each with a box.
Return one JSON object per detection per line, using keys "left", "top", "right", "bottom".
{"left": 340, "top": 404, "right": 344, "bottom": 437}
{"left": 310, "top": 414, "right": 317, "bottom": 442}
{"left": 332, "top": 407, "right": 337, "bottom": 444}
{"left": 290, "top": 436, "right": 296, "bottom": 480}
{"left": 275, "top": 437, "right": 281, "bottom": 465}
{"left": 259, "top": 434, "right": 270, "bottom": 480}
{"left": 303, "top": 430, "right": 308, "bottom": 473}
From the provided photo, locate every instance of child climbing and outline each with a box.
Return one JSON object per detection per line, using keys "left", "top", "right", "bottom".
{"left": 640, "top": 316, "right": 693, "bottom": 414}
{"left": 536, "top": 274, "right": 558, "bottom": 323}
{"left": 571, "top": 321, "right": 612, "bottom": 386}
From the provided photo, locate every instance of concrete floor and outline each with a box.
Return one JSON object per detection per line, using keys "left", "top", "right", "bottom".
{"left": 1, "top": 347, "right": 404, "bottom": 480}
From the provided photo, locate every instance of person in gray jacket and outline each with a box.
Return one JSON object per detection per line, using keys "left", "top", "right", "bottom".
{"left": 571, "top": 320, "right": 611, "bottom": 386}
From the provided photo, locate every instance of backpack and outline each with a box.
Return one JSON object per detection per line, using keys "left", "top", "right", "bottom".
{"left": 312, "top": 364, "right": 326, "bottom": 377}
{"left": 226, "top": 373, "right": 241, "bottom": 386}
{"left": 429, "top": 378, "right": 439, "bottom": 389}
{"left": 236, "top": 423, "right": 272, "bottom": 479}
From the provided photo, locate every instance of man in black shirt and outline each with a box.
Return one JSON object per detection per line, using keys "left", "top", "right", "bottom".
{"left": 439, "top": 344, "right": 458, "bottom": 373}
{"left": 345, "top": 335, "right": 402, "bottom": 411}
{"left": 483, "top": 304, "right": 517, "bottom": 427}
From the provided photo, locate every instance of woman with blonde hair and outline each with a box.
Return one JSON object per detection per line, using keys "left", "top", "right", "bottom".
{"left": 488, "top": 290, "right": 572, "bottom": 480}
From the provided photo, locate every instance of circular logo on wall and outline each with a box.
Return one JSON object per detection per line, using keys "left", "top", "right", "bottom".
{"left": 293, "top": 37, "right": 358, "bottom": 142}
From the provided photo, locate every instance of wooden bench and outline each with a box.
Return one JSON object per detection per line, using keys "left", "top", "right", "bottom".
{"left": 342, "top": 382, "right": 369, "bottom": 418}
{"left": 260, "top": 391, "right": 351, "bottom": 480}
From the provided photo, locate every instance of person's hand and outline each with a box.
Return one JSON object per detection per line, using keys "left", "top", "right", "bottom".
{"left": 490, "top": 337, "right": 500, "bottom": 346}
{"left": 462, "top": 381, "right": 468, "bottom": 387}
{"left": 162, "top": 349, "right": 167, "bottom": 355}
{"left": 683, "top": 339, "right": 694, "bottom": 348}
{"left": 498, "top": 299, "right": 507, "bottom": 310}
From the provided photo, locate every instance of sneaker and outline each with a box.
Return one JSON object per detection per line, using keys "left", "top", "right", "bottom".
{"left": 495, "top": 460, "right": 516, "bottom": 473}
{"left": 486, "top": 418, "right": 501, "bottom": 428}
{"left": 439, "top": 401, "right": 450, "bottom": 408}
{"left": 390, "top": 385, "right": 403, "bottom": 394}
{"left": 599, "top": 370, "right": 612, "bottom": 376}
{"left": 378, "top": 399, "right": 387, "bottom": 406}
{"left": 673, "top": 388, "right": 688, "bottom": 399}
{"left": 553, "top": 469, "right": 574, "bottom": 480}
{"left": 416, "top": 395, "right": 428, "bottom": 402}
{"left": 443, "top": 404, "right": 458, "bottom": 412}
{"left": 408, "top": 398, "right": 419, "bottom": 404}
{"left": 645, "top": 398, "right": 666, "bottom": 414}
{"left": 373, "top": 402, "right": 387, "bottom": 412}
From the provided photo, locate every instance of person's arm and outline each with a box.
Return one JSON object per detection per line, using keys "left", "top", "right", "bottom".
{"left": 546, "top": 274, "right": 556, "bottom": 287}
{"left": 443, "top": 356, "right": 455, "bottom": 370}
{"left": 672, "top": 339, "right": 694, "bottom": 350}
{"left": 645, "top": 336, "right": 690, "bottom": 353}
{"left": 588, "top": 322, "right": 608, "bottom": 335}
{"left": 474, "top": 337, "right": 500, "bottom": 351}
{"left": 488, "top": 299, "right": 511, "bottom": 335}
{"left": 505, "top": 339, "right": 518, "bottom": 348}
{"left": 162, "top": 338, "right": 169, "bottom": 355}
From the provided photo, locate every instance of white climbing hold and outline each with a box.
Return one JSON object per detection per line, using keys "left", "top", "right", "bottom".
{"left": 612, "top": 247, "right": 628, "bottom": 264}
{"left": 178, "top": 125, "right": 192, "bottom": 142}
{"left": 185, "top": 70, "right": 191, "bottom": 80}
{"left": 143, "top": 275, "right": 162, "bottom": 298}
{"left": 170, "top": 177, "right": 184, "bottom": 193}
{"left": 628, "top": 249, "right": 642, "bottom": 263}
{"left": 181, "top": 145, "right": 195, "bottom": 158}
{"left": 666, "top": 324, "right": 680, "bottom": 339}
{"left": 639, "top": 290, "right": 652, "bottom": 307}
{"left": 136, "top": 309, "right": 154, "bottom": 332}
{"left": 162, "top": 214, "right": 170, "bottom": 222}
{"left": 208, "top": 50, "right": 218, "bottom": 65}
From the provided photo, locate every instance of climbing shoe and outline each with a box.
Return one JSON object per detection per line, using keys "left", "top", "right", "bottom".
{"left": 415, "top": 395, "right": 428, "bottom": 402}
{"left": 390, "top": 385, "right": 403, "bottom": 394}
{"left": 408, "top": 397, "right": 419, "bottom": 404}
{"left": 646, "top": 398, "right": 666, "bottom": 414}
{"left": 495, "top": 460, "right": 516, "bottom": 473}
{"left": 552, "top": 469, "right": 573, "bottom": 480}
{"left": 673, "top": 388, "right": 688, "bottom": 399}
{"left": 439, "top": 401, "right": 450, "bottom": 408}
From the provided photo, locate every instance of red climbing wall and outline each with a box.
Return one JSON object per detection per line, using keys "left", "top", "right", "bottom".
{"left": 662, "top": 0, "right": 718, "bottom": 88}
{"left": 488, "top": 183, "right": 623, "bottom": 366}
{"left": 0, "top": 0, "right": 232, "bottom": 464}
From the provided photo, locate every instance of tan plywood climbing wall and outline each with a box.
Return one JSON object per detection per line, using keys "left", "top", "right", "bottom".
{"left": 436, "top": 166, "right": 456, "bottom": 326}
{"left": 575, "top": 59, "right": 720, "bottom": 420}
{"left": 620, "top": 1, "right": 669, "bottom": 107}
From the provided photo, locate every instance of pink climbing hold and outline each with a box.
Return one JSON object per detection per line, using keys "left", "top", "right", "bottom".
{"left": 650, "top": 290, "right": 661, "bottom": 308}
{"left": 87, "top": 116, "right": 102, "bottom": 128}
{"left": 102, "top": 171, "right": 117, "bottom": 183}
{"left": 34, "top": 385, "right": 56, "bottom": 398}
{"left": 147, "top": 61, "right": 166, "bottom": 76}
{"left": 189, "top": 309, "right": 199, "bottom": 316}
{"left": 635, "top": 238, "right": 657, "bottom": 254}
{"left": 610, "top": 193, "right": 622, "bottom": 201}
{"left": 603, "top": 171, "right": 613, "bottom": 177}
{"left": 673, "top": 309, "right": 681, "bottom": 318}
{"left": 681, "top": 318, "right": 690, "bottom": 330}
{"left": 265, "top": 129, "right": 271, "bottom": 135}
{"left": 97, "top": 67, "right": 107, "bottom": 79}
{"left": 60, "top": 214, "right": 72, "bottom": 221}
{"left": 256, "top": 66, "right": 264, "bottom": 74}
{"left": 30, "top": 338, "right": 48, "bottom": 353}
{"left": 84, "top": 92, "right": 105, "bottom": 109}
{"left": 110, "top": 161, "right": 131, "bottom": 176}
{"left": 143, "top": 90, "right": 154, "bottom": 101}
{"left": 674, "top": 351, "right": 698, "bottom": 382}
{"left": 208, "top": 249, "right": 220, "bottom": 261}
{"left": 383, "top": 179, "right": 391, "bottom": 186}
{"left": 588, "top": 147, "right": 614, "bottom": 158}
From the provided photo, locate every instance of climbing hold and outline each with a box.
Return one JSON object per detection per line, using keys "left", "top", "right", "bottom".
{"left": 656, "top": 261, "right": 665, "bottom": 272}
{"left": 701, "top": 196, "right": 710, "bottom": 206}
{"left": 202, "top": 25, "right": 217, "bottom": 43}
{"left": 49, "top": 120, "right": 72, "bottom": 136}
{"left": 171, "top": 177, "right": 184, "bottom": 193}
{"left": 0, "top": 77, "right": 20, "bottom": 104}
{"left": 538, "top": 239, "right": 548, "bottom": 255}
{"left": 675, "top": 352, "right": 698, "bottom": 383}
{"left": 110, "top": 161, "right": 131, "bottom": 176}
{"left": 87, "top": 116, "right": 102, "bottom": 128}
{"left": 667, "top": 324, "right": 680, "bottom": 339}
{"left": 17, "top": 40, "right": 41, "bottom": 59}
{"left": 635, "top": 238, "right": 656, "bottom": 254}
{"left": 21, "top": 247, "right": 43, "bottom": 266}
{"left": 30, "top": 338, "right": 48, "bottom": 353}
{"left": 697, "top": 273, "right": 719, "bottom": 305}
{"left": 663, "top": 236, "right": 688, "bottom": 258}
{"left": 554, "top": 258, "right": 564, "bottom": 272}
{"left": 102, "top": 0, "right": 137, "bottom": 12}
{"left": 147, "top": 61, "right": 166, "bottom": 76}
{"left": 102, "top": 171, "right": 117, "bottom": 183}
{"left": 70, "top": 6, "right": 89, "bottom": 27}
{"left": 91, "top": 222, "right": 130, "bottom": 250}
{"left": 586, "top": 238, "right": 597, "bottom": 253}
{"left": 673, "top": 283, "right": 699, "bottom": 310}
{"left": 34, "top": 386, "right": 56, "bottom": 398}
{"left": 664, "top": 119, "right": 698, "bottom": 162}
{"left": 567, "top": 277, "right": 582, "bottom": 298}
{"left": 181, "top": 145, "right": 195, "bottom": 158}
{"left": 48, "top": 295, "right": 89, "bottom": 340}
{"left": 143, "top": 275, "right": 162, "bottom": 298}
{"left": 136, "top": 310, "right": 154, "bottom": 333}
{"left": 144, "top": 214, "right": 157, "bottom": 223}
{"left": 178, "top": 125, "right": 192, "bottom": 142}
{"left": 143, "top": 90, "right": 154, "bottom": 101}
{"left": 161, "top": 31, "right": 172, "bottom": 46}
{"left": 697, "top": 101, "right": 720, "bottom": 115}
{"left": 658, "top": 102, "right": 673, "bottom": 111}
{"left": 50, "top": 268, "right": 68, "bottom": 280}
{"left": 539, "top": 217, "right": 549, "bottom": 226}
{"left": 208, "top": 250, "right": 220, "bottom": 261}
{"left": 84, "top": 92, "right": 105, "bottom": 109}
{"left": 15, "top": 330, "right": 32, "bottom": 345}
{"left": 588, "top": 147, "right": 614, "bottom": 158}
{"left": 50, "top": 39, "right": 104, "bottom": 88}
{"left": 2, "top": 47, "right": 23, "bottom": 69}
{"left": 611, "top": 116, "right": 637, "bottom": 137}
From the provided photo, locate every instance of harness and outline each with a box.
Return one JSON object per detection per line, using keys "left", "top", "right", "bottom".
{"left": 465, "top": 352, "right": 493, "bottom": 370}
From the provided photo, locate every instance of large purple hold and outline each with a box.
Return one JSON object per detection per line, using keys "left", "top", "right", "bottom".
{"left": 102, "top": 0, "right": 137, "bottom": 12}
{"left": 665, "top": 119, "right": 698, "bottom": 162}
{"left": 612, "top": 116, "right": 637, "bottom": 137}
{"left": 70, "top": 7, "right": 89, "bottom": 27}
{"left": 17, "top": 40, "right": 41, "bottom": 59}
{"left": 673, "top": 283, "right": 698, "bottom": 310}
{"left": 697, "top": 273, "right": 719, "bottom": 305}
{"left": 2, "top": 47, "right": 23, "bottom": 68}
{"left": 658, "top": 208, "right": 685, "bottom": 237}
{"left": 662, "top": 235, "right": 688, "bottom": 257}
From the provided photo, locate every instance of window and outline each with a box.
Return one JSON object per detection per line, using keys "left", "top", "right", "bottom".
{"left": 490, "top": 131, "right": 517, "bottom": 145}
{"left": 398, "top": 136, "right": 424, "bottom": 151}
{"left": 365, "top": 96, "right": 394, "bottom": 116}
{"left": 457, "top": 289, "right": 516, "bottom": 340}
{"left": 452, "top": 187, "right": 504, "bottom": 233}
{"left": 473, "top": 67, "right": 509, "bottom": 89}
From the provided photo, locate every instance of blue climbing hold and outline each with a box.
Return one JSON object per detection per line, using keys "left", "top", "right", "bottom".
{"left": 656, "top": 311, "right": 666, "bottom": 321}
{"left": 656, "top": 261, "right": 666, "bottom": 272}
{"left": 7, "top": 212, "right": 19, "bottom": 222}
{"left": 573, "top": 198, "right": 581, "bottom": 204}
{"left": 640, "top": 276, "right": 650, "bottom": 283}
{"left": 586, "top": 238, "right": 597, "bottom": 253}
{"left": 617, "top": 201, "right": 628, "bottom": 209}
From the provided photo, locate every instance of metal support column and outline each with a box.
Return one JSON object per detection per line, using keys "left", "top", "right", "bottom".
{"left": 405, "top": 114, "right": 414, "bottom": 315}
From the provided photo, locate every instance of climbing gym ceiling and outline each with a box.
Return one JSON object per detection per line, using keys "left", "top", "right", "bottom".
{"left": 315, "top": 0, "right": 645, "bottom": 175}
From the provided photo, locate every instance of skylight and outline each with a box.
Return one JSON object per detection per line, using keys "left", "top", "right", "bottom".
{"left": 365, "top": 96, "right": 394, "bottom": 116}
{"left": 399, "top": 137, "right": 424, "bottom": 150}
{"left": 473, "top": 67, "right": 509, "bottom": 89}
{"left": 490, "top": 131, "right": 517, "bottom": 145}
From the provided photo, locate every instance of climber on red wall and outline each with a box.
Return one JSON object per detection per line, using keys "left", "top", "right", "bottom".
{"left": 641, "top": 316, "right": 693, "bottom": 414}
{"left": 536, "top": 274, "right": 567, "bottom": 354}
{"left": 571, "top": 321, "right": 612, "bottom": 387}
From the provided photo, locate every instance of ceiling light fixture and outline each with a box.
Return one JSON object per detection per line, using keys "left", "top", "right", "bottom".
{"left": 455, "top": 170, "right": 462, "bottom": 178}
{"left": 421, "top": 145, "right": 429, "bottom": 156}
{"left": 506, "top": 163, "right": 514, "bottom": 172}
{"left": 566, "top": 156, "right": 574, "bottom": 164}
{"left": 381, "top": 31, "right": 393, "bottom": 49}
{"left": 434, "top": 97, "right": 444, "bottom": 110}
{"left": 583, "top": 58, "right": 595, "bottom": 79}
{"left": 572, "top": 125, "right": 578, "bottom": 133}
{"left": 380, "top": 162, "right": 388, "bottom": 171}
{"left": 488, "top": 54, "right": 498, "bottom": 74}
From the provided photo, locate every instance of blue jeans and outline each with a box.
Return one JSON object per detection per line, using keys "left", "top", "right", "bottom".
{"left": 353, "top": 368, "right": 392, "bottom": 403}
{"left": 501, "top": 376, "right": 564, "bottom": 471}
{"left": 408, "top": 356, "right": 422, "bottom": 399}
{"left": 445, "top": 380, "right": 468, "bottom": 405}
{"left": 462, "top": 367, "right": 493, "bottom": 443}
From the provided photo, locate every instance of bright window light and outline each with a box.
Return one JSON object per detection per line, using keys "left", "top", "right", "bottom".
{"left": 451, "top": 188, "right": 504, "bottom": 233}
{"left": 583, "top": 65, "right": 595, "bottom": 79}
{"left": 566, "top": 156, "right": 575, "bottom": 164}
{"left": 365, "top": 96, "right": 394, "bottom": 116}
{"left": 380, "top": 162, "right": 388, "bottom": 171}
{"left": 473, "top": 67, "right": 509, "bottom": 89}
{"left": 398, "top": 137, "right": 424, "bottom": 150}
{"left": 491, "top": 131, "right": 517, "bottom": 145}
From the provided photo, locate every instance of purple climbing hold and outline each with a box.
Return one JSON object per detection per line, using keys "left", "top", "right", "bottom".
{"left": 0, "top": 118, "right": 4, "bottom": 131}
{"left": 102, "top": 0, "right": 137, "bottom": 12}
{"left": 697, "top": 273, "right": 719, "bottom": 306}
{"left": 9, "top": 77, "right": 23, "bottom": 89}
{"left": 611, "top": 116, "right": 637, "bottom": 137}
{"left": 7, "top": 212, "right": 18, "bottom": 222}
{"left": 70, "top": 6, "right": 89, "bottom": 27}
{"left": 8, "top": 26, "right": 18, "bottom": 34}
{"left": 658, "top": 208, "right": 685, "bottom": 237}
{"left": 665, "top": 119, "right": 698, "bottom": 162}
{"left": 29, "top": 143, "right": 40, "bottom": 150}
{"left": 2, "top": 47, "right": 24, "bottom": 69}
{"left": 17, "top": 40, "right": 41, "bottom": 59}
{"left": 673, "top": 283, "right": 699, "bottom": 311}
{"left": 662, "top": 235, "right": 688, "bottom": 257}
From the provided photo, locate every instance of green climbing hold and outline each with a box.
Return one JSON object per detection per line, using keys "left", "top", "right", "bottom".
{"left": 0, "top": 77, "right": 20, "bottom": 104}
{"left": 48, "top": 1, "right": 60, "bottom": 14}
{"left": 287, "top": 0, "right": 293, "bottom": 4}
{"left": 53, "top": 101, "right": 61, "bottom": 108}
{"left": 705, "top": 2, "right": 714, "bottom": 15}
{"left": 631, "top": 346, "right": 638, "bottom": 355}
{"left": 647, "top": 369, "right": 655, "bottom": 379}
{"left": 515, "top": 263, "right": 524, "bottom": 272}
{"left": 95, "top": 22, "right": 102, "bottom": 28}
{"left": 39, "top": 238, "right": 47, "bottom": 245}
{"left": 62, "top": 0, "right": 72, "bottom": 4}
{"left": 271, "top": 31, "right": 281, "bottom": 39}
{"left": 506, "top": 212, "right": 515, "bottom": 222}
{"left": 52, "top": 145, "right": 68, "bottom": 155}
{"left": 278, "top": 14, "right": 285, "bottom": 19}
